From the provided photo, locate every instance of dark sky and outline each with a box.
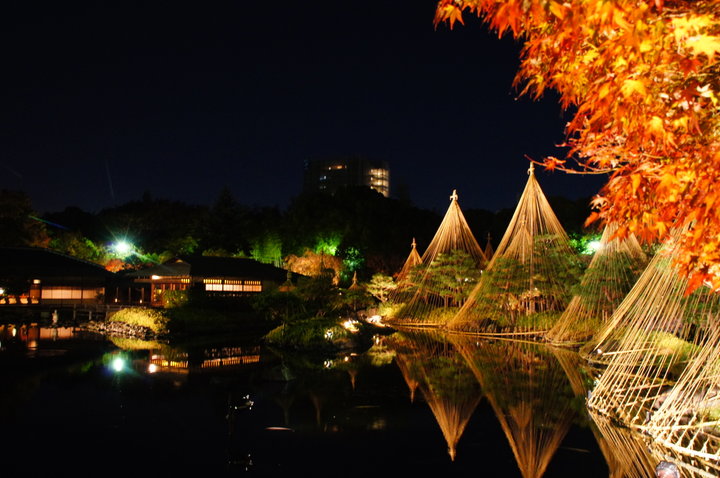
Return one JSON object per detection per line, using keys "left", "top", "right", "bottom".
{"left": 2, "top": 0, "right": 606, "bottom": 215}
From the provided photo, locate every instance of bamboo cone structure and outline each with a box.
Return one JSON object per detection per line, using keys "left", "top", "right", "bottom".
{"left": 588, "top": 405, "right": 716, "bottom": 478}
{"left": 448, "top": 164, "right": 581, "bottom": 335}
{"left": 484, "top": 233, "right": 495, "bottom": 261}
{"left": 642, "top": 324, "right": 720, "bottom": 475}
{"left": 584, "top": 225, "right": 720, "bottom": 431}
{"left": 386, "top": 330, "right": 483, "bottom": 461}
{"left": 544, "top": 223, "right": 647, "bottom": 347}
{"left": 450, "top": 335, "right": 576, "bottom": 478}
{"left": 387, "top": 190, "right": 487, "bottom": 325}
{"left": 396, "top": 238, "right": 422, "bottom": 283}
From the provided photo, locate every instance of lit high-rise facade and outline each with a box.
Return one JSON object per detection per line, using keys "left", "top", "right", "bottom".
{"left": 303, "top": 156, "right": 390, "bottom": 197}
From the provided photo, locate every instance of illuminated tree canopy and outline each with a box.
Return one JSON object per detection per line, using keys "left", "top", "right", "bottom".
{"left": 434, "top": 0, "right": 720, "bottom": 292}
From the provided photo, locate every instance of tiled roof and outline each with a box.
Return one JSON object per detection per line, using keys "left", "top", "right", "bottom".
{"left": 127, "top": 256, "right": 292, "bottom": 282}
{"left": 0, "top": 247, "right": 113, "bottom": 278}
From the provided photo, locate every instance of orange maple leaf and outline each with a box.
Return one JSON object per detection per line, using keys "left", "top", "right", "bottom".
{"left": 687, "top": 34, "right": 720, "bottom": 63}
{"left": 542, "top": 156, "right": 566, "bottom": 171}
{"left": 435, "top": 4, "right": 464, "bottom": 29}
{"left": 684, "top": 269, "right": 709, "bottom": 296}
{"left": 584, "top": 211, "right": 601, "bottom": 227}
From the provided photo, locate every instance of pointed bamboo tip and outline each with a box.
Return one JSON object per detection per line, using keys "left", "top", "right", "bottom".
{"left": 528, "top": 162, "right": 535, "bottom": 175}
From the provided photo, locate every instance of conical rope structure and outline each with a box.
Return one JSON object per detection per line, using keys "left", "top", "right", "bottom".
{"left": 544, "top": 223, "right": 648, "bottom": 347}
{"left": 588, "top": 405, "right": 717, "bottom": 478}
{"left": 395, "top": 238, "right": 422, "bottom": 284}
{"left": 642, "top": 323, "right": 720, "bottom": 475}
{"left": 449, "top": 335, "right": 576, "bottom": 478}
{"left": 385, "top": 329, "right": 483, "bottom": 461}
{"left": 386, "top": 190, "right": 487, "bottom": 326}
{"left": 448, "top": 165, "right": 582, "bottom": 335}
{"left": 484, "top": 233, "right": 495, "bottom": 261}
{"left": 584, "top": 224, "right": 720, "bottom": 433}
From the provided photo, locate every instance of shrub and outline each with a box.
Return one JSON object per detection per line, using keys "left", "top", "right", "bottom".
{"left": 109, "top": 307, "right": 170, "bottom": 335}
{"left": 514, "top": 311, "right": 561, "bottom": 331}
{"left": 161, "top": 290, "right": 189, "bottom": 308}
{"left": 425, "top": 306, "right": 460, "bottom": 324}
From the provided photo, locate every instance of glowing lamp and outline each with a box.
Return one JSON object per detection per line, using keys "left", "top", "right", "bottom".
{"left": 342, "top": 319, "right": 359, "bottom": 333}
{"left": 111, "top": 356, "right": 126, "bottom": 372}
{"left": 587, "top": 240, "right": 602, "bottom": 254}
{"left": 112, "top": 240, "right": 133, "bottom": 256}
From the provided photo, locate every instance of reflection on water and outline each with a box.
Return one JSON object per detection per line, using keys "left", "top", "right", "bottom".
{"left": 1, "top": 323, "right": 701, "bottom": 475}
{"left": 387, "top": 330, "right": 482, "bottom": 461}
{"left": 450, "top": 335, "right": 579, "bottom": 478}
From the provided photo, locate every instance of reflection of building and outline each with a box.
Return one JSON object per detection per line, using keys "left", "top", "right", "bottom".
{"left": 146, "top": 345, "right": 262, "bottom": 374}
{"left": 303, "top": 156, "right": 390, "bottom": 197}
{"left": 0, "top": 247, "right": 112, "bottom": 306}
{"left": 126, "top": 256, "right": 301, "bottom": 307}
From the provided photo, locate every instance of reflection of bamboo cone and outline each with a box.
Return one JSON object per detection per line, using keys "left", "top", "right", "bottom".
{"left": 390, "top": 339, "right": 422, "bottom": 403}
{"left": 550, "top": 346, "right": 627, "bottom": 478}
{"left": 450, "top": 335, "right": 576, "bottom": 478}
{"left": 588, "top": 408, "right": 657, "bottom": 478}
{"left": 274, "top": 395, "right": 294, "bottom": 427}
{"left": 386, "top": 329, "right": 482, "bottom": 461}
{"left": 347, "top": 368, "right": 358, "bottom": 390}
{"left": 309, "top": 393, "right": 323, "bottom": 428}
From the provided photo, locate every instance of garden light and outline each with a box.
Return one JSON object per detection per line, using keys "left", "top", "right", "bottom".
{"left": 111, "top": 356, "right": 126, "bottom": 373}
{"left": 587, "top": 240, "right": 602, "bottom": 254}
{"left": 112, "top": 240, "right": 134, "bottom": 257}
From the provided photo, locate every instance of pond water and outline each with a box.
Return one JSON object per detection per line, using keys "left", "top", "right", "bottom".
{"left": 1, "top": 324, "right": 659, "bottom": 477}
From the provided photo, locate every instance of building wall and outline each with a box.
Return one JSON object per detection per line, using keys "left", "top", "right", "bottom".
{"left": 303, "top": 156, "right": 390, "bottom": 197}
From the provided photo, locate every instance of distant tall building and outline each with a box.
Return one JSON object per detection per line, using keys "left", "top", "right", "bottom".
{"left": 303, "top": 156, "right": 390, "bottom": 197}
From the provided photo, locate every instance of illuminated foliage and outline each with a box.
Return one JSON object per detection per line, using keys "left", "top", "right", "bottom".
{"left": 49, "top": 232, "right": 106, "bottom": 263}
{"left": 285, "top": 249, "right": 343, "bottom": 282}
{"left": 341, "top": 246, "right": 365, "bottom": 275}
{"left": 366, "top": 273, "right": 397, "bottom": 303}
{"left": 314, "top": 233, "right": 342, "bottom": 256}
{"left": 423, "top": 249, "right": 482, "bottom": 308}
{"left": 250, "top": 233, "right": 283, "bottom": 267}
{"left": 109, "top": 306, "right": 169, "bottom": 335}
{"left": 435, "top": 0, "right": 720, "bottom": 292}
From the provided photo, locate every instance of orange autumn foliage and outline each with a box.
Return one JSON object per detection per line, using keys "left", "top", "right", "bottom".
{"left": 435, "top": 0, "right": 720, "bottom": 293}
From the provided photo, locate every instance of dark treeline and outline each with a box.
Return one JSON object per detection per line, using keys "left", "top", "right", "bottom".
{"left": 0, "top": 187, "right": 595, "bottom": 281}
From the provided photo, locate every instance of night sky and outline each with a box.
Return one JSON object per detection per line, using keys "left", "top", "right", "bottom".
{"left": 2, "top": 0, "right": 607, "bottom": 216}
